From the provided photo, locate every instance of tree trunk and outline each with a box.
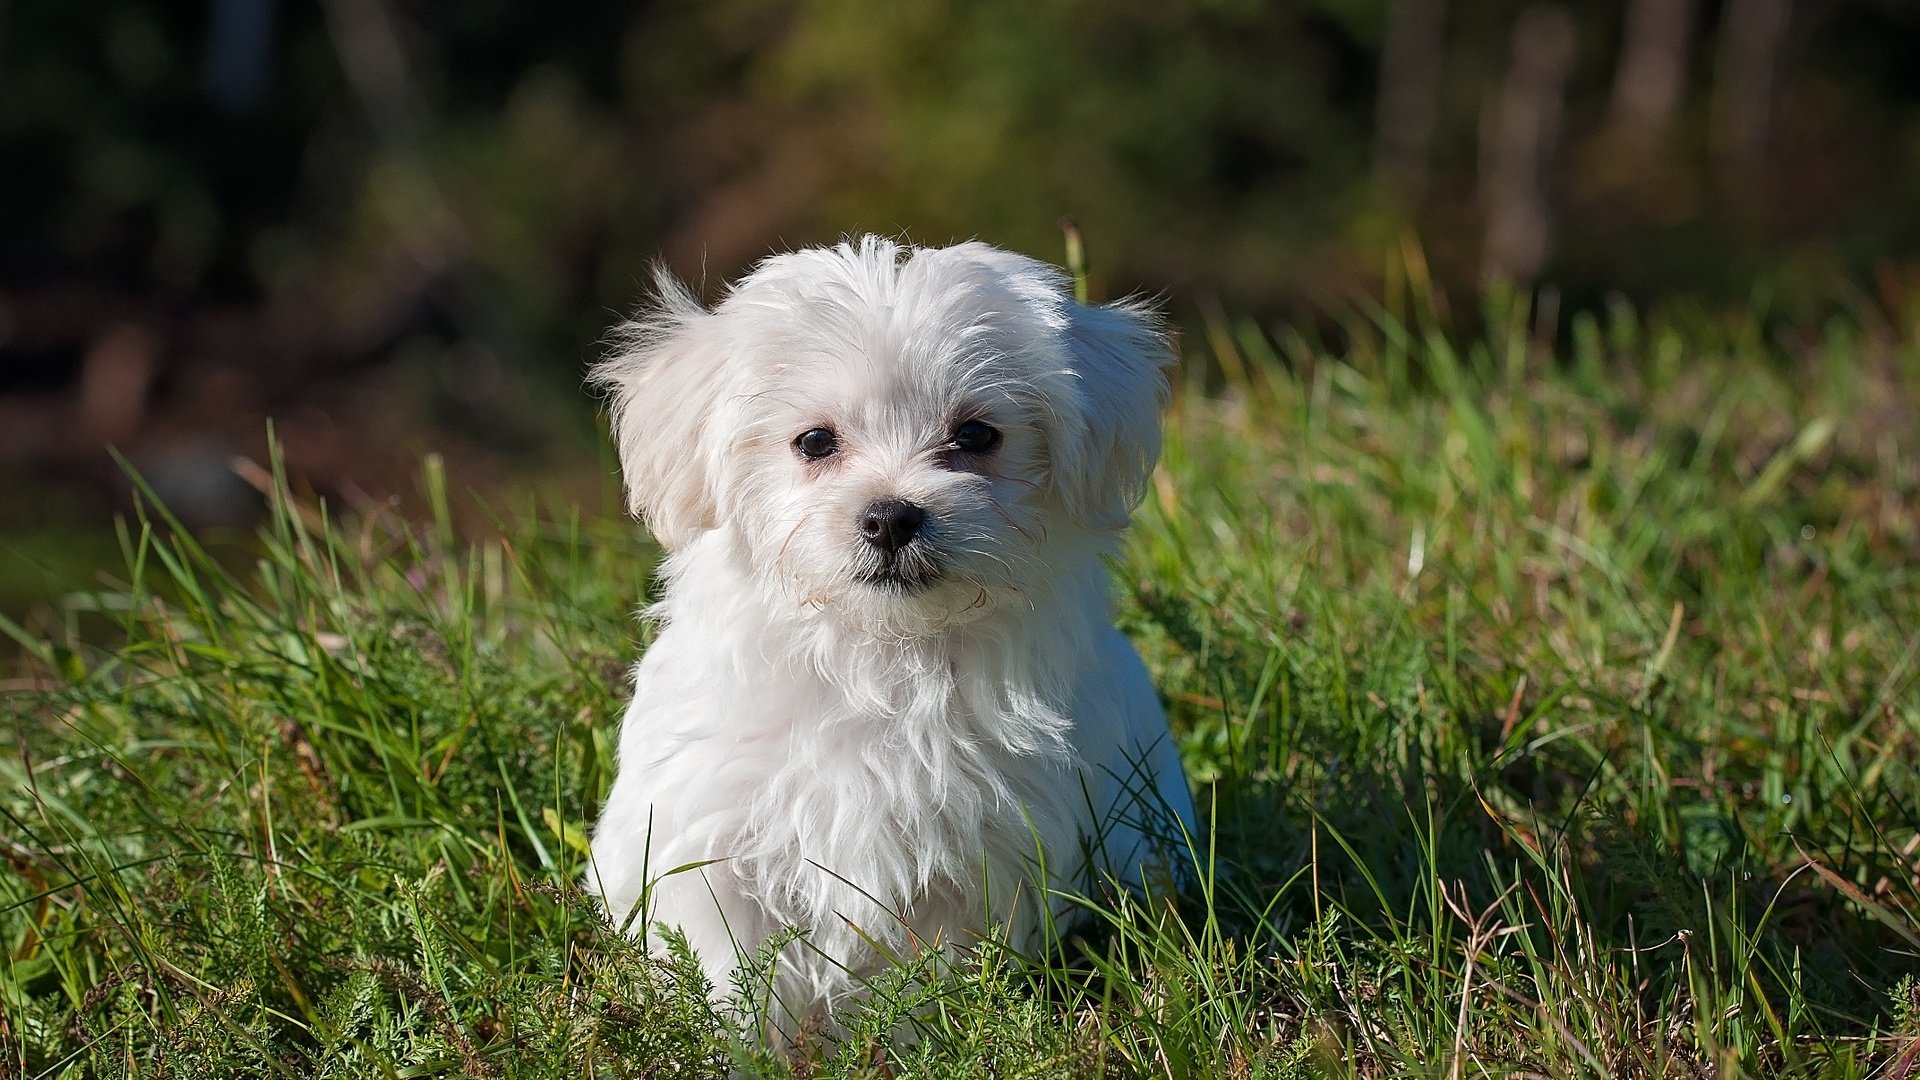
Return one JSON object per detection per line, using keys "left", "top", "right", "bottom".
{"left": 1374, "top": 0, "right": 1449, "bottom": 203}
{"left": 1606, "top": 0, "right": 1696, "bottom": 149}
{"left": 1480, "top": 5, "right": 1577, "bottom": 286}
{"left": 1711, "top": 0, "right": 1792, "bottom": 203}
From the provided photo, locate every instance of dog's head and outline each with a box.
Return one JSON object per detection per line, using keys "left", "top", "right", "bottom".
{"left": 594, "top": 236, "right": 1171, "bottom": 632}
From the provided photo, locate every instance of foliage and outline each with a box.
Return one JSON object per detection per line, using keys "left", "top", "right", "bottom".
{"left": 6, "top": 291, "right": 1920, "bottom": 1076}
{"left": 11, "top": 1, "right": 1920, "bottom": 367}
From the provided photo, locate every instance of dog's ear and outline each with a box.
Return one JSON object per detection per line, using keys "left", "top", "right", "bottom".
{"left": 591, "top": 269, "right": 732, "bottom": 550}
{"left": 1052, "top": 297, "right": 1174, "bottom": 532}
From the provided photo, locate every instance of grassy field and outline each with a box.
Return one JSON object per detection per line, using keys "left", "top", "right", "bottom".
{"left": 5, "top": 286, "right": 1920, "bottom": 1077}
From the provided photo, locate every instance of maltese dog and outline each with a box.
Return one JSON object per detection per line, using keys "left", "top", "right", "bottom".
{"left": 586, "top": 236, "right": 1195, "bottom": 1042}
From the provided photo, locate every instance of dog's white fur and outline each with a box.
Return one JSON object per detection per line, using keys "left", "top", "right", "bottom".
{"left": 586, "top": 236, "right": 1195, "bottom": 1040}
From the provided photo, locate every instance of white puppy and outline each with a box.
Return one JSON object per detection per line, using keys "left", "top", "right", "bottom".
{"left": 586, "top": 236, "right": 1195, "bottom": 1041}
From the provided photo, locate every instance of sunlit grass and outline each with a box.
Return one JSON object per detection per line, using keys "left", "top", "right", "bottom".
{"left": 5, "top": 289, "right": 1920, "bottom": 1077}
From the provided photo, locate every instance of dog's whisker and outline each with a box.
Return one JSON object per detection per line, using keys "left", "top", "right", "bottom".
{"left": 773, "top": 514, "right": 812, "bottom": 570}
{"left": 978, "top": 498, "right": 1039, "bottom": 544}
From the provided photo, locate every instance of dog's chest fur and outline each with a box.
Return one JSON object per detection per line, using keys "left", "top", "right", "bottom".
{"left": 599, "top": 542, "right": 1107, "bottom": 960}
{"left": 647, "top": 620, "right": 1084, "bottom": 930}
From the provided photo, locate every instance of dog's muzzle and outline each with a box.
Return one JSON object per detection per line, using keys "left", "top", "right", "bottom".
{"left": 856, "top": 499, "right": 942, "bottom": 591}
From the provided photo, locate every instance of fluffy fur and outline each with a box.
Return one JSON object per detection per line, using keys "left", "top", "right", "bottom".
{"left": 586, "top": 236, "right": 1195, "bottom": 1042}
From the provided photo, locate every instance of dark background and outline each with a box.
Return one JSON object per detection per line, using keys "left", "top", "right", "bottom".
{"left": 5, "top": 0, "right": 1918, "bottom": 607}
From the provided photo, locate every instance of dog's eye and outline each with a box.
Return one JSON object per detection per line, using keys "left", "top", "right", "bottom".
{"left": 794, "top": 427, "right": 839, "bottom": 460}
{"left": 951, "top": 420, "right": 1001, "bottom": 454}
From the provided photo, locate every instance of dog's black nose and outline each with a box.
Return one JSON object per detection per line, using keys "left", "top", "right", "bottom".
{"left": 859, "top": 499, "right": 925, "bottom": 554}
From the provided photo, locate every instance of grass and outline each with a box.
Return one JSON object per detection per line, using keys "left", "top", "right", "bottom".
{"left": 5, "top": 283, "right": 1920, "bottom": 1077}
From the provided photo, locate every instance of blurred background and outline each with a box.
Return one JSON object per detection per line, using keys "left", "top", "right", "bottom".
{"left": 5, "top": 0, "right": 1920, "bottom": 611}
